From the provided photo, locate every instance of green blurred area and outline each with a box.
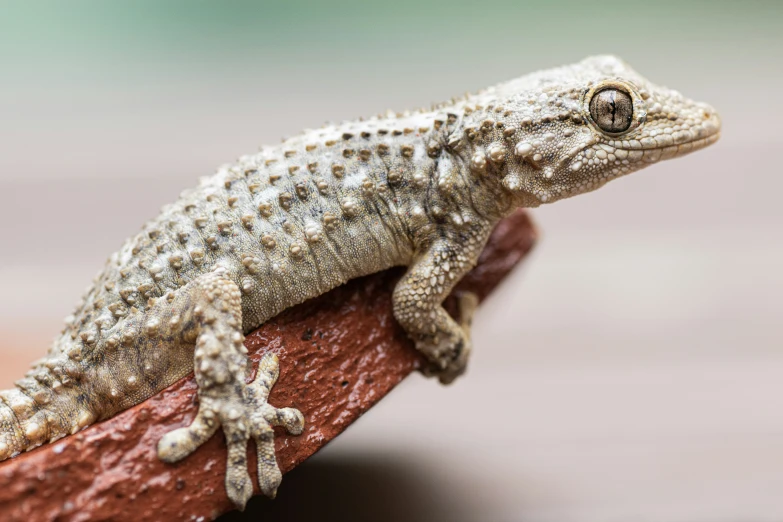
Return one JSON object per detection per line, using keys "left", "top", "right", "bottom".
{"left": 1, "top": 0, "right": 780, "bottom": 86}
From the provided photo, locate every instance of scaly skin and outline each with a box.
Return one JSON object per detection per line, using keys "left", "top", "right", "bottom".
{"left": 0, "top": 55, "right": 720, "bottom": 509}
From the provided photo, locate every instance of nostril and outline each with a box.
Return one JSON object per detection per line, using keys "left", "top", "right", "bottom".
{"left": 701, "top": 111, "right": 722, "bottom": 134}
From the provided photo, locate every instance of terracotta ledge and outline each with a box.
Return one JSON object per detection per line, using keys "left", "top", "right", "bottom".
{"left": 0, "top": 210, "right": 536, "bottom": 522}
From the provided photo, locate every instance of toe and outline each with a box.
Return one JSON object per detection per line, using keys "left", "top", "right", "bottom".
{"left": 225, "top": 437, "right": 253, "bottom": 509}
{"left": 254, "top": 353, "right": 280, "bottom": 387}
{"left": 157, "top": 427, "right": 194, "bottom": 463}
{"left": 254, "top": 427, "right": 283, "bottom": 498}
{"left": 264, "top": 406, "right": 304, "bottom": 435}
{"left": 157, "top": 410, "right": 219, "bottom": 463}
{"left": 458, "top": 291, "right": 479, "bottom": 327}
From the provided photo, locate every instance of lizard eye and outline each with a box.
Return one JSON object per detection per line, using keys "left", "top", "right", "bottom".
{"left": 589, "top": 88, "right": 633, "bottom": 133}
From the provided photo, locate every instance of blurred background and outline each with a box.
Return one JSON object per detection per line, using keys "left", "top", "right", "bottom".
{"left": 1, "top": 1, "right": 782, "bottom": 520}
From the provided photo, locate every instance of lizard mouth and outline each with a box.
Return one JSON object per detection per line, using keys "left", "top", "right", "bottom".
{"left": 623, "top": 132, "right": 720, "bottom": 161}
{"left": 614, "top": 113, "right": 721, "bottom": 161}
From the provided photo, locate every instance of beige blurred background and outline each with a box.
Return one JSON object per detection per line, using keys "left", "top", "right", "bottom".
{"left": 1, "top": 1, "right": 782, "bottom": 520}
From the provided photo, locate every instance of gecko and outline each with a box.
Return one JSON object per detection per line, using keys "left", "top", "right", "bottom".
{"left": 0, "top": 55, "right": 720, "bottom": 509}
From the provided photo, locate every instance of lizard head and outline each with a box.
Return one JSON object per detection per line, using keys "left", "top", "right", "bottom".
{"left": 459, "top": 55, "right": 721, "bottom": 207}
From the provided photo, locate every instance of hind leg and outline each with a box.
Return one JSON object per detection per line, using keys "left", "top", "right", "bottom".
{"left": 156, "top": 269, "right": 303, "bottom": 509}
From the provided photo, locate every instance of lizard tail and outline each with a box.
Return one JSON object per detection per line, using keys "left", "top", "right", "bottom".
{"left": 0, "top": 361, "right": 94, "bottom": 460}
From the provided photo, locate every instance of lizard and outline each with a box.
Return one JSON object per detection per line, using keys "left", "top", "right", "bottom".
{"left": 0, "top": 55, "right": 720, "bottom": 510}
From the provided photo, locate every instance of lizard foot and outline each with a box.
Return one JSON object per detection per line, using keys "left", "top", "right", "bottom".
{"left": 421, "top": 291, "right": 479, "bottom": 385}
{"left": 157, "top": 352, "right": 304, "bottom": 509}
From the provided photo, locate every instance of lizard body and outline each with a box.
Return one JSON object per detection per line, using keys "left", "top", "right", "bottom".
{"left": 0, "top": 56, "right": 720, "bottom": 509}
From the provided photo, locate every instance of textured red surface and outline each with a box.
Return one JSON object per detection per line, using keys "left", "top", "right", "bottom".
{"left": 0, "top": 210, "right": 536, "bottom": 522}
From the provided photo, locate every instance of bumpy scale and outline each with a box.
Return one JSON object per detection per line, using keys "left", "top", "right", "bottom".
{"left": 0, "top": 56, "right": 720, "bottom": 509}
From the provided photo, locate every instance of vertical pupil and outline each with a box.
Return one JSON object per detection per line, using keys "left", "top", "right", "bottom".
{"left": 590, "top": 88, "right": 633, "bottom": 133}
{"left": 608, "top": 91, "right": 616, "bottom": 125}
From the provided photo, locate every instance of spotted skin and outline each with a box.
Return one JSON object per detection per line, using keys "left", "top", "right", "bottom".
{"left": 0, "top": 55, "right": 720, "bottom": 509}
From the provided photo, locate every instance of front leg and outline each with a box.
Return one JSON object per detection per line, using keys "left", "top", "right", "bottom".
{"left": 155, "top": 269, "right": 304, "bottom": 509}
{"left": 393, "top": 226, "right": 490, "bottom": 384}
